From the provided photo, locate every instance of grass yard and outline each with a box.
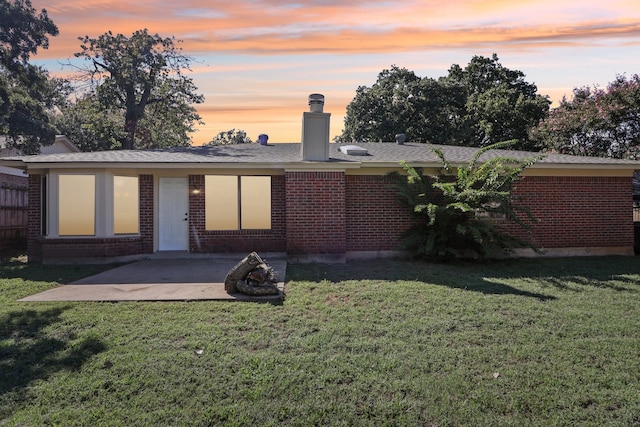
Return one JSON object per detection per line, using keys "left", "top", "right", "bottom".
{"left": 1, "top": 253, "right": 639, "bottom": 426}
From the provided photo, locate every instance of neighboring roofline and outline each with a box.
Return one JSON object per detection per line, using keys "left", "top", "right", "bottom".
{"left": 54, "top": 135, "right": 81, "bottom": 153}
{"left": 0, "top": 134, "right": 80, "bottom": 153}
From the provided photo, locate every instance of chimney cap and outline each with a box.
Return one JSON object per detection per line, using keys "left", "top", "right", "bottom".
{"left": 308, "top": 93, "right": 325, "bottom": 112}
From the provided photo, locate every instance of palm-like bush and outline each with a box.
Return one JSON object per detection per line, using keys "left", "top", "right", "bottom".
{"left": 391, "top": 141, "right": 542, "bottom": 259}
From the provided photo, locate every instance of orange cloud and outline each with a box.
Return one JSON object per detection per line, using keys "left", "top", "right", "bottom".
{"left": 184, "top": 21, "right": 640, "bottom": 55}
{"left": 27, "top": 0, "right": 640, "bottom": 145}
{"left": 34, "top": 11, "right": 640, "bottom": 60}
{"left": 29, "top": 0, "right": 640, "bottom": 58}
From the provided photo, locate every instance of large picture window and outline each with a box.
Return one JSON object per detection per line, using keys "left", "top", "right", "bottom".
{"left": 205, "top": 176, "right": 271, "bottom": 230}
{"left": 113, "top": 176, "right": 139, "bottom": 234}
{"left": 58, "top": 174, "right": 95, "bottom": 236}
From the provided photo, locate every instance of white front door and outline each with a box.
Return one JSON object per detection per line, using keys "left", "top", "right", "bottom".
{"left": 158, "top": 177, "right": 189, "bottom": 251}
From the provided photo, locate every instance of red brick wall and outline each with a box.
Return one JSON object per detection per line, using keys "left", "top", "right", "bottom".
{"left": 343, "top": 174, "right": 633, "bottom": 253}
{"left": 27, "top": 171, "right": 634, "bottom": 262}
{"left": 345, "top": 174, "right": 416, "bottom": 252}
{"left": 139, "top": 174, "right": 154, "bottom": 253}
{"left": 27, "top": 174, "right": 43, "bottom": 262}
{"left": 189, "top": 173, "right": 633, "bottom": 255}
{"left": 285, "top": 171, "right": 346, "bottom": 254}
{"left": 188, "top": 174, "right": 205, "bottom": 251}
{"left": 188, "top": 175, "right": 287, "bottom": 253}
{"left": 504, "top": 176, "right": 633, "bottom": 248}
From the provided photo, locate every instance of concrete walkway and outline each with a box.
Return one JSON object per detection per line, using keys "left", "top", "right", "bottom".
{"left": 19, "top": 254, "right": 286, "bottom": 302}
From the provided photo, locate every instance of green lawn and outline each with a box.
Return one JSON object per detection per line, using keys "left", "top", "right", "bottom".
{"left": 1, "top": 253, "right": 639, "bottom": 426}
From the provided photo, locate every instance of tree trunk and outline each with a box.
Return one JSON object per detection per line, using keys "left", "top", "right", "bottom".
{"left": 123, "top": 117, "right": 136, "bottom": 150}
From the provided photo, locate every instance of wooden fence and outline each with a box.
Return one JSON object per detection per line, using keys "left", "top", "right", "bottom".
{"left": 0, "top": 182, "right": 28, "bottom": 248}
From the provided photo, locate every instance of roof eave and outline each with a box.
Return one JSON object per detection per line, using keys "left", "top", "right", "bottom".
{"left": 530, "top": 162, "right": 640, "bottom": 170}
{"left": 5, "top": 158, "right": 640, "bottom": 173}
{"left": 16, "top": 160, "right": 364, "bottom": 171}
{"left": 0, "top": 160, "right": 27, "bottom": 169}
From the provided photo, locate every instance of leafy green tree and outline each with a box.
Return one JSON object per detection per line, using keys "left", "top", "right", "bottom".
{"left": 339, "top": 66, "right": 465, "bottom": 144}
{"left": 134, "top": 84, "right": 202, "bottom": 149}
{"left": 51, "top": 93, "right": 125, "bottom": 151}
{"left": 340, "top": 66, "right": 420, "bottom": 142}
{"left": 206, "top": 129, "right": 253, "bottom": 145}
{"left": 390, "top": 141, "right": 541, "bottom": 259}
{"left": 0, "top": 0, "right": 62, "bottom": 153}
{"left": 54, "top": 89, "right": 201, "bottom": 151}
{"left": 72, "top": 29, "right": 204, "bottom": 150}
{"left": 0, "top": 0, "right": 57, "bottom": 74}
{"left": 340, "top": 55, "right": 550, "bottom": 149}
{"left": 530, "top": 74, "right": 640, "bottom": 159}
{"left": 444, "top": 54, "right": 550, "bottom": 149}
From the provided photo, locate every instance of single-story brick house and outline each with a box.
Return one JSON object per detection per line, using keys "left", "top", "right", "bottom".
{"left": 1, "top": 108, "right": 639, "bottom": 263}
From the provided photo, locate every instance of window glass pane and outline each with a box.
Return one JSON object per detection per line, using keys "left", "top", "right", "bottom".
{"left": 114, "top": 176, "right": 139, "bottom": 234}
{"left": 59, "top": 174, "right": 95, "bottom": 236}
{"left": 205, "top": 176, "right": 238, "bottom": 230}
{"left": 241, "top": 176, "right": 271, "bottom": 229}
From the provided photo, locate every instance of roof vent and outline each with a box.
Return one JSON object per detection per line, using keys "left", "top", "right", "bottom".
{"left": 308, "top": 93, "right": 325, "bottom": 113}
{"left": 339, "top": 145, "right": 369, "bottom": 156}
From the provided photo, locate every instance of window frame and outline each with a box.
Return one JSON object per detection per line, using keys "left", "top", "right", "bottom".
{"left": 205, "top": 175, "right": 272, "bottom": 231}
{"left": 48, "top": 171, "right": 141, "bottom": 238}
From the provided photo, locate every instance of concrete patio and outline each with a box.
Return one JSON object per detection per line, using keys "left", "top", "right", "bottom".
{"left": 18, "top": 253, "right": 286, "bottom": 302}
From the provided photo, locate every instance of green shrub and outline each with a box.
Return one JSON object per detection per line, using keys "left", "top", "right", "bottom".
{"left": 390, "top": 141, "right": 542, "bottom": 259}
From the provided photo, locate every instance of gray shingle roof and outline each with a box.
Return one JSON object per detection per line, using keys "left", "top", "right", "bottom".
{"left": 2, "top": 142, "right": 640, "bottom": 168}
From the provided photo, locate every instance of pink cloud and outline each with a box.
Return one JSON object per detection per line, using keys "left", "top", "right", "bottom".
{"left": 27, "top": 0, "right": 640, "bottom": 145}
{"left": 32, "top": 1, "right": 640, "bottom": 59}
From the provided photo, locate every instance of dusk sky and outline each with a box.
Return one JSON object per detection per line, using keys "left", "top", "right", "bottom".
{"left": 30, "top": 0, "right": 640, "bottom": 145}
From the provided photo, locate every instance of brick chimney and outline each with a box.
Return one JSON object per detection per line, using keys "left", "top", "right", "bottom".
{"left": 301, "top": 94, "right": 330, "bottom": 161}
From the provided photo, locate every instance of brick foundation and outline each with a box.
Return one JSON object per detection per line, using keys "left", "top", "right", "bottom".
{"left": 41, "top": 236, "right": 147, "bottom": 260}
